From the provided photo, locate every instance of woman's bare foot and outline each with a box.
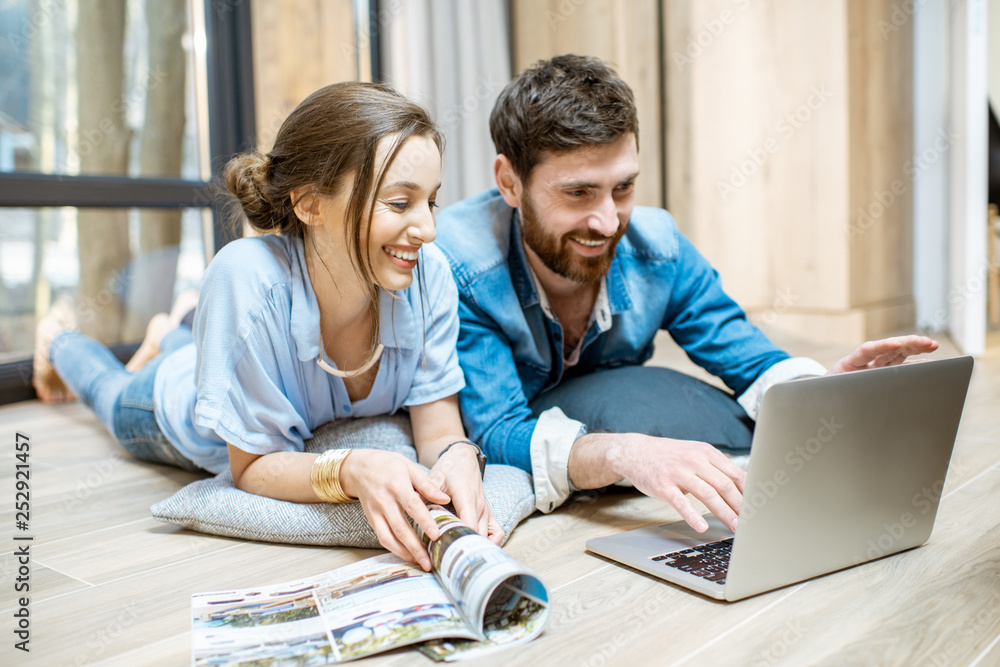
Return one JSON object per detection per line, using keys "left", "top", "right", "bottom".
{"left": 33, "top": 306, "right": 76, "bottom": 403}
{"left": 125, "top": 313, "right": 172, "bottom": 373}
{"left": 168, "top": 288, "right": 200, "bottom": 328}
{"left": 124, "top": 289, "right": 199, "bottom": 373}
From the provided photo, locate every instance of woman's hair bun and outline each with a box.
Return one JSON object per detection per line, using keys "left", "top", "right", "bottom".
{"left": 223, "top": 151, "right": 278, "bottom": 232}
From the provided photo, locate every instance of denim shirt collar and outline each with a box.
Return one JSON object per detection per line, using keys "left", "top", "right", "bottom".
{"left": 509, "top": 212, "right": 542, "bottom": 310}
{"left": 508, "top": 210, "right": 634, "bottom": 317}
{"left": 290, "top": 236, "right": 416, "bottom": 363}
{"left": 604, "top": 248, "right": 633, "bottom": 315}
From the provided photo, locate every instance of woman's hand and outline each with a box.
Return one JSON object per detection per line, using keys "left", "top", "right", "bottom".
{"left": 429, "top": 443, "right": 504, "bottom": 545}
{"left": 339, "top": 449, "right": 451, "bottom": 571}
{"left": 408, "top": 396, "right": 504, "bottom": 544}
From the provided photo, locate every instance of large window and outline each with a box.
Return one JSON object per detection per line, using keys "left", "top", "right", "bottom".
{"left": 0, "top": 0, "right": 254, "bottom": 403}
{"left": 0, "top": 207, "right": 210, "bottom": 363}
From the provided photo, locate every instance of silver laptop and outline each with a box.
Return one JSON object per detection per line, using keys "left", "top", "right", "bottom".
{"left": 586, "top": 356, "right": 974, "bottom": 601}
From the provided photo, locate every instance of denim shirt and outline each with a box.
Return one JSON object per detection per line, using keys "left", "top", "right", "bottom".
{"left": 436, "top": 189, "right": 826, "bottom": 511}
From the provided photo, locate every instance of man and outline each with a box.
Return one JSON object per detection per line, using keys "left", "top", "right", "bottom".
{"left": 435, "top": 54, "right": 936, "bottom": 533}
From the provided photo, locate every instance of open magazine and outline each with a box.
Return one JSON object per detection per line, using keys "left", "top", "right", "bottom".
{"left": 191, "top": 505, "right": 550, "bottom": 664}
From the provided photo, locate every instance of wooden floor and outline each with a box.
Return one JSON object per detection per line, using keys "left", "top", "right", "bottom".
{"left": 1, "top": 330, "right": 998, "bottom": 666}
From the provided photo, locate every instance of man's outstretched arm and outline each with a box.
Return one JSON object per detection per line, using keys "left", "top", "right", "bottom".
{"left": 827, "top": 335, "right": 938, "bottom": 374}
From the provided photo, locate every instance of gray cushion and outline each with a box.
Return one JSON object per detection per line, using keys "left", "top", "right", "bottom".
{"left": 151, "top": 415, "right": 536, "bottom": 547}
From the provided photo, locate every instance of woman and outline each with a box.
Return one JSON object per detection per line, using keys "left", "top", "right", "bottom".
{"left": 33, "top": 82, "right": 502, "bottom": 570}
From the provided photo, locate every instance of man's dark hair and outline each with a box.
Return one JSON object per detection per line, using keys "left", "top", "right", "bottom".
{"left": 490, "top": 54, "right": 639, "bottom": 180}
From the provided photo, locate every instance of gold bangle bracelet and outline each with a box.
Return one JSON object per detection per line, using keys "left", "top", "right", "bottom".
{"left": 310, "top": 449, "right": 356, "bottom": 503}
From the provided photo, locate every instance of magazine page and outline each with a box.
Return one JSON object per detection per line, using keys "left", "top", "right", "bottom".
{"left": 418, "top": 505, "right": 551, "bottom": 661}
{"left": 419, "top": 577, "right": 550, "bottom": 663}
{"left": 192, "top": 571, "right": 335, "bottom": 666}
{"left": 191, "top": 553, "right": 478, "bottom": 665}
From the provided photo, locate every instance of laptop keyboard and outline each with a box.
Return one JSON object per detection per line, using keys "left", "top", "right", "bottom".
{"left": 650, "top": 538, "right": 733, "bottom": 585}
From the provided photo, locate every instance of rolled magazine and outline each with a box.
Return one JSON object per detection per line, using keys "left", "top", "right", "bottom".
{"left": 191, "top": 505, "right": 549, "bottom": 664}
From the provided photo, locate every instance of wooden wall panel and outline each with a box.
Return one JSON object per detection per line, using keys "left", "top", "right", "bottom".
{"left": 250, "top": 0, "right": 358, "bottom": 152}
{"left": 664, "top": 0, "right": 915, "bottom": 342}
{"left": 665, "top": 0, "right": 851, "bottom": 312}
{"left": 511, "top": 0, "right": 663, "bottom": 208}
{"left": 847, "top": 0, "right": 914, "bottom": 309}
{"left": 244, "top": 1, "right": 916, "bottom": 344}
{"left": 663, "top": 0, "right": 692, "bottom": 237}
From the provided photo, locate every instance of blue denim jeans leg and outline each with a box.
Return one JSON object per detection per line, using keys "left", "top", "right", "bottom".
{"left": 49, "top": 327, "right": 204, "bottom": 472}
{"left": 528, "top": 365, "right": 755, "bottom": 454}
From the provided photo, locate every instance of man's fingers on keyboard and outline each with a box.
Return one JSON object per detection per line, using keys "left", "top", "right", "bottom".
{"left": 710, "top": 450, "right": 747, "bottom": 492}
{"left": 687, "top": 479, "right": 737, "bottom": 532}
{"left": 698, "top": 465, "right": 742, "bottom": 512}
{"left": 662, "top": 488, "right": 708, "bottom": 532}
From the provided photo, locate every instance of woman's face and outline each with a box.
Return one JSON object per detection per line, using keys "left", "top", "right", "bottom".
{"left": 365, "top": 134, "right": 442, "bottom": 291}
{"left": 310, "top": 133, "right": 441, "bottom": 293}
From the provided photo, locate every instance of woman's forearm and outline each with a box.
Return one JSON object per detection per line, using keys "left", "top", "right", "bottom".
{"left": 409, "top": 395, "right": 470, "bottom": 467}
{"left": 229, "top": 445, "right": 321, "bottom": 502}
{"left": 415, "top": 433, "right": 468, "bottom": 468}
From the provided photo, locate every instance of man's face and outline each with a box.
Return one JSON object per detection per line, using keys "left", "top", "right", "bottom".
{"left": 518, "top": 133, "right": 639, "bottom": 284}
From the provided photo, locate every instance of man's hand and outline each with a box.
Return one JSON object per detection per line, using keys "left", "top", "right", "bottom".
{"left": 571, "top": 433, "right": 746, "bottom": 533}
{"left": 429, "top": 444, "right": 505, "bottom": 545}
{"left": 826, "top": 335, "right": 938, "bottom": 375}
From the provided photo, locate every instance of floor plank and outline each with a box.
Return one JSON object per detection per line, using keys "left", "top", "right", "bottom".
{"left": 0, "top": 331, "right": 996, "bottom": 666}
{"left": 681, "top": 466, "right": 1000, "bottom": 667}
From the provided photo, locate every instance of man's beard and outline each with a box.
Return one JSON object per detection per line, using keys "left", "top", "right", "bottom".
{"left": 519, "top": 192, "right": 626, "bottom": 284}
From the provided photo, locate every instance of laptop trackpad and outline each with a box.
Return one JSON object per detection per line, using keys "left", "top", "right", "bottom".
{"left": 588, "top": 515, "right": 734, "bottom": 563}
{"left": 647, "top": 515, "right": 735, "bottom": 553}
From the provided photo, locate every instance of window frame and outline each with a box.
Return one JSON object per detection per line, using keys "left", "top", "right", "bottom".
{"left": 0, "top": 1, "right": 256, "bottom": 404}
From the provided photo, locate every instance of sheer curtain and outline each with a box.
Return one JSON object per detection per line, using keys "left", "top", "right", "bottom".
{"left": 380, "top": 0, "right": 511, "bottom": 207}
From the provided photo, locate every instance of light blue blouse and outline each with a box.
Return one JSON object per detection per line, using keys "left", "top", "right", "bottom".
{"left": 152, "top": 234, "right": 465, "bottom": 474}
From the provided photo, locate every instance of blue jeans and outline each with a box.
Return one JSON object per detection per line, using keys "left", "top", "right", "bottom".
{"left": 49, "top": 327, "right": 205, "bottom": 472}
{"left": 528, "top": 366, "right": 755, "bottom": 453}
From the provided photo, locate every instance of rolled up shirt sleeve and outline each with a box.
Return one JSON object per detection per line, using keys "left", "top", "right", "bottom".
{"left": 529, "top": 407, "right": 587, "bottom": 513}
{"left": 736, "top": 356, "right": 828, "bottom": 420}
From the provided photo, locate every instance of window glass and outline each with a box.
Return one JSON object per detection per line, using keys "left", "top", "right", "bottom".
{"left": 0, "top": 0, "right": 207, "bottom": 180}
{"left": 0, "top": 207, "right": 209, "bottom": 364}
